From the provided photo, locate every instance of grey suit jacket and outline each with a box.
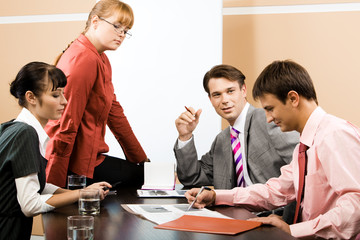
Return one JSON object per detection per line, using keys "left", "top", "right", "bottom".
{"left": 174, "top": 105, "right": 299, "bottom": 189}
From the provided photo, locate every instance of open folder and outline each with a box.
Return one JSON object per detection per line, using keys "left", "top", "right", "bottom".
{"left": 155, "top": 215, "right": 262, "bottom": 235}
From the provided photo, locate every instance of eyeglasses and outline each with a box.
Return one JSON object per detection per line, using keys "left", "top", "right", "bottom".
{"left": 99, "top": 17, "right": 132, "bottom": 39}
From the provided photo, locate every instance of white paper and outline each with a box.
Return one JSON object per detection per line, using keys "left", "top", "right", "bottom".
{"left": 141, "top": 162, "right": 175, "bottom": 190}
{"left": 137, "top": 189, "right": 186, "bottom": 198}
{"left": 124, "top": 204, "right": 232, "bottom": 225}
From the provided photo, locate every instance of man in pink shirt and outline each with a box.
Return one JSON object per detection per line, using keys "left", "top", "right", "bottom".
{"left": 185, "top": 60, "right": 360, "bottom": 239}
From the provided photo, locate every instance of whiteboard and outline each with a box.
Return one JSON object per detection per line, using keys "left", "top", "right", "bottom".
{"left": 105, "top": 0, "right": 222, "bottom": 163}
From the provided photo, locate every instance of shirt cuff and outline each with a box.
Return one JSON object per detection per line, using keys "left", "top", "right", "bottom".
{"left": 177, "top": 136, "right": 193, "bottom": 149}
{"left": 39, "top": 194, "right": 56, "bottom": 211}
{"left": 289, "top": 220, "right": 313, "bottom": 238}
{"left": 214, "top": 189, "right": 236, "bottom": 206}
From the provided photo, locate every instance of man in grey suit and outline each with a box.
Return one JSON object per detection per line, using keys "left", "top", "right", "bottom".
{"left": 174, "top": 64, "right": 299, "bottom": 189}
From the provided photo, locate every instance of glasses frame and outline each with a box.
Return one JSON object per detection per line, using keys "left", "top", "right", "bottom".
{"left": 99, "top": 17, "right": 132, "bottom": 39}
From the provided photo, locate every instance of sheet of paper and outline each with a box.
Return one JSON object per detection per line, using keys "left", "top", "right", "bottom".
{"left": 123, "top": 204, "right": 232, "bottom": 225}
{"left": 137, "top": 189, "right": 186, "bottom": 198}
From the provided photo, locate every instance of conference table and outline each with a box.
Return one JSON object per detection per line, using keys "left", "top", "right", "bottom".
{"left": 42, "top": 185, "right": 298, "bottom": 240}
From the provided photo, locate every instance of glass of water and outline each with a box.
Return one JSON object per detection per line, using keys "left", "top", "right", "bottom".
{"left": 67, "top": 215, "right": 94, "bottom": 240}
{"left": 68, "top": 175, "right": 86, "bottom": 190}
{"left": 79, "top": 188, "right": 100, "bottom": 215}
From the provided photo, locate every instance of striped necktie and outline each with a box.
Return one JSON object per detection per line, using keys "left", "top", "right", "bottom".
{"left": 230, "top": 127, "right": 245, "bottom": 187}
{"left": 293, "top": 142, "right": 309, "bottom": 224}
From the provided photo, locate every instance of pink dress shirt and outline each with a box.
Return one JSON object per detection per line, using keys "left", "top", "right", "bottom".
{"left": 215, "top": 107, "right": 360, "bottom": 239}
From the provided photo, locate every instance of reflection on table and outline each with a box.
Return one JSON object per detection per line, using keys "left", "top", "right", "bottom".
{"left": 42, "top": 186, "right": 298, "bottom": 240}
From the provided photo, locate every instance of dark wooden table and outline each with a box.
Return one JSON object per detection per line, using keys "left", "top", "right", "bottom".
{"left": 42, "top": 186, "right": 297, "bottom": 240}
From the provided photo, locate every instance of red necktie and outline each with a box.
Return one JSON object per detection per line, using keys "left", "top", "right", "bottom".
{"left": 293, "top": 142, "right": 308, "bottom": 224}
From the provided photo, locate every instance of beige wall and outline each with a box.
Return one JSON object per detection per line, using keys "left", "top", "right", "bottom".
{"left": 1, "top": 1, "right": 359, "bottom": 128}
{"left": 0, "top": 0, "right": 94, "bottom": 16}
{"left": 222, "top": 1, "right": 360, "bottom": 129}
{"left": 0, "top": 0, "right": 95, "bottom": 123}
{"left": 224, "top": 0, "right": 360, "bottom": 7}
{"left": 0, "top": 1, "right": 96, "bottom": 234}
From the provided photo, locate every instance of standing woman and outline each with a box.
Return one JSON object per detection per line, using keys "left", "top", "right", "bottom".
{"left": 0, "top": 62, "right": 110, "bottom": 240}
{"left": 45, "top": 0, "right": 148, "bottom": 188}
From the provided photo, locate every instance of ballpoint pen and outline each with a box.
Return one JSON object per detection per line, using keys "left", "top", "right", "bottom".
{"left": 186, "top": 186, "right": 211, "bottom": 211}
{"left": 184, "top": 106, "right": 194, "bottom": 115}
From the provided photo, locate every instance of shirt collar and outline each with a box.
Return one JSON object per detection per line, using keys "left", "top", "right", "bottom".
{"left": 78, "top": 34, "right": 102, "bottom": 57}
{"left": 232, "top": 102, "right": 250, "bottom": 133}
{"left": 300, "top": 106, "right": 326, "bottom": 147}
{"left": 15, "top": 108, "right": 49, "bottom": 158}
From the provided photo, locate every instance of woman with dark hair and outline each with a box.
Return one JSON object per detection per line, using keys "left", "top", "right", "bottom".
{"left": 45, "top": 0, "right": 148, "bottom": 188}
{"left": 0, "top": 62, "right": 111, "bottom": 240}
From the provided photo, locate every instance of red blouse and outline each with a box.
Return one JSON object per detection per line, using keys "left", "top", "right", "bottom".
{"left": 45, "top": 34, "right": 146, "bottom": 187}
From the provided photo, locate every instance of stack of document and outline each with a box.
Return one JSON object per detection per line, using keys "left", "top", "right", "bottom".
{"left": 122, "top": 204, "right": 262, "bottom": 235}
{"left": 123, "top": 203, "right": 231, "bottom": 225}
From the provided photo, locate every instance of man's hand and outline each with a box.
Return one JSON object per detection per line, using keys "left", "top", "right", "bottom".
{"left": 249, "top": 214, "right": 291, "bottom": 234}
{"left": 175, "top": 107, "right": 202, "bottom": 141}
{"left": 185, "top": 187, "right": 216, "bottom": 208}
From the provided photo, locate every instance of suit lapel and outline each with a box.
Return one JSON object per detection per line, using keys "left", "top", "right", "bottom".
{"left": 219, "top": 127, "right": 235, "bottom": 188}
{"left": 244, "top": 105, "right": 255, "bottom": 160}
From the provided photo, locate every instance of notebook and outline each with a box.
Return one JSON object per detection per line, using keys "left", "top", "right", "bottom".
{"left": 141, "top": 162, "right": 175, "bottom": 190}
{"left": 154, "top": 215, "right": 262, "bottom": 235}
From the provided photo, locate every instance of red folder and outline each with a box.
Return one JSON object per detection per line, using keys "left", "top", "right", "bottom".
{"left": 154, "top": 215, "right": 262, "bottom": 235}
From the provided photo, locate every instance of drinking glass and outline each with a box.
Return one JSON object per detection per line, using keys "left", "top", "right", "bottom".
{"left": 67, "top": 215, "right": 94, "bottom": 240}
{"left": 79, "top": 188, "right": 100, "bottom": 215}
{"left": 68, "top": 175, "right": 86, "bottom": 190}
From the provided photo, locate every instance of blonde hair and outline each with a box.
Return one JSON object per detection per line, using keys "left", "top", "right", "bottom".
{"left": 84, "top": 0, "right": 134, "bottom": 33}
{"left": 54, "top": 0, "right": 134, "bottom": 65}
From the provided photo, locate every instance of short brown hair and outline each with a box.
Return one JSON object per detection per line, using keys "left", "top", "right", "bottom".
{"left": 203, "top": 64, "right": 246, "bottom": 95}
{"left": 252, "top": 60, "right": 318, "bottom": 104}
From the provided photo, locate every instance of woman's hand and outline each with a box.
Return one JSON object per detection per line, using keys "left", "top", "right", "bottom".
{"left": 86, "top": 182, "right": 112, "bottom": 200}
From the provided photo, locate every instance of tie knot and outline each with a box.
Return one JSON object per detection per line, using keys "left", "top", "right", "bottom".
{"left": 299, "top": 142, "right": 308, "bottom": 153}
{"left": 230, "top": 127, "right": 240, "bottom": 138}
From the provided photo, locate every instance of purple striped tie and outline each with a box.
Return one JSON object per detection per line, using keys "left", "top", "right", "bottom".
{"left": 230, "top": 127, "right": 245, "bottom": 187}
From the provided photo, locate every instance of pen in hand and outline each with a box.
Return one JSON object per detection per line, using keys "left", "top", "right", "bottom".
{"left": 186, "top": 186, "right": 206, "bottom": 211}
{"left": 184, "top": 106, "right": 194, "bottom": 116}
